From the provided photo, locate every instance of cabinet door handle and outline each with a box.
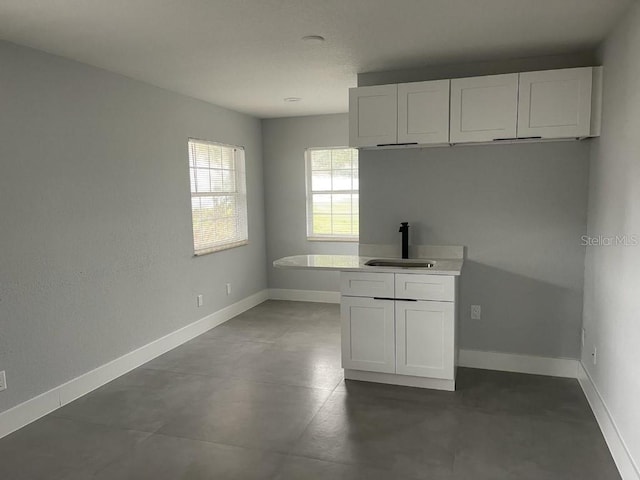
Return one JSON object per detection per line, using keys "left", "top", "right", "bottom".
{"left": 373, "top": 297, "right": 418, "bottom": 302}
{"left": 492, "top": 136, "right": 542, "bottom": 141}
{"left": 376, "top": 142, "right": 418, "bottom": 147}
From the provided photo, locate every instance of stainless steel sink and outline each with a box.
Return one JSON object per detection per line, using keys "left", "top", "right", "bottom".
{"left": 365, "top": 259, "right": 435, "bottom": 268}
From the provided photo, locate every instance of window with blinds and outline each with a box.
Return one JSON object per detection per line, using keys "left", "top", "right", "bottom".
{"left": 188, "top": 139, "right": 248, "bottom": 255}
{"left": 305, "top": 147, "right": 359, "bottom": 241}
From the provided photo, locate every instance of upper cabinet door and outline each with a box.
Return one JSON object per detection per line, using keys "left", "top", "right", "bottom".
{"left": 450, "top": 73, "right": 519, "bottom": 143}
{"left": 398, "top": 80, "right": 450, "bottom": 145}
{"left": 349, "top": 84, "right": 398, "bottom": 147}
{"left": 517, "top": 67, "right": 593, "bottom": 139}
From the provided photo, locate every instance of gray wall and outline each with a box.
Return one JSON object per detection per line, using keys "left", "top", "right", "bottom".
{"left": 583, "top": 2, "right": 640, "bottom": 466}
{"left": 358, "top": 55, "right": 594, "bottom": 359}
{"left": 263, "top": 114, "right": 357, "bottom": 292}
{"left": 360, "top": 143, "right": 590, "bottom": 358}
{"left": 0, "top": 40, "right": 267, "bottom": 414}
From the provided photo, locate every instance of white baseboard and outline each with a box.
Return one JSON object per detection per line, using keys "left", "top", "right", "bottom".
{"left": 0, "top": 289, "right": 269, "bottom": 440}
{"left": 578, "top": 363, "right": 640, "bottom": 480}
{"left": 459, "top": 349, "right": 579, "bottom": 378}
{"left": 268, "top": 288, "right": 340, "bottom": 304}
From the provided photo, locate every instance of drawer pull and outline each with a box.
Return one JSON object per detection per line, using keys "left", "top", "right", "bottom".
{"left": 373, "top": 297, "right": 418, "bottom": 302}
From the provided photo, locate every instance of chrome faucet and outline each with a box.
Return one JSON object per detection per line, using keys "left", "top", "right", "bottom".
{"left": 399, "top": 222, "right": 409, "bottom": 259}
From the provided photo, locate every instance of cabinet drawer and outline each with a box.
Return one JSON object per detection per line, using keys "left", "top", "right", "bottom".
{"left": 395, "top": 274, "right": 455, "bottom": 302}
{"left": 340, "top": 272, "right": 394, "bottom": 298}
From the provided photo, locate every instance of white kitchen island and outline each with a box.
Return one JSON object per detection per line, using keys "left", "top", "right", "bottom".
{"left": 274, "top": 245, "right": 464, "bottom": 391}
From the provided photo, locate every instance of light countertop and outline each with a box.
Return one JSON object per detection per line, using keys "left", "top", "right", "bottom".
{"left": 273, "top": 254, "right": 463, "bottom": 276}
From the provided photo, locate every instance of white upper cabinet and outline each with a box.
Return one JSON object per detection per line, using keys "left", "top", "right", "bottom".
{"left": 397, "top": 80, "right": 450, "bottom": 145}
{"left": 517, "top": 67, "right": 595, "bottom": 139}
{"left": 348, "top": 66, "right": 602, "bottom": 148}
{"left": 349, "top": 84, "right": 398, "bottom": 147}
{"left": 349, "top": 80, "right": 450, "bottom": 148}
{"left": 450, "top": 73, "right": 519, "bottom": 143}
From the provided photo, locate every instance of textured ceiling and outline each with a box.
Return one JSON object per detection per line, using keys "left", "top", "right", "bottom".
{"left": 0, "top": 0, "right": 632, "bottom": 118}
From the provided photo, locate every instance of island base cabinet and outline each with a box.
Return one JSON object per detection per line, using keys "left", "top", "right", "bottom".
{"left": 395, "top": 300, "right": 455, "bottom": 379}
{"left": 340, "top": 296, "right": 395, "bottom": 374}
{"left": 340, "top": 271, "right": 458, "bottom": 390}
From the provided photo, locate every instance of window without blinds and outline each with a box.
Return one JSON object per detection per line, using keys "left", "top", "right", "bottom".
{"left": 188, "top": 139, "right": 248, "bottom": 255}
{"left": 306, "top": 147, "right": 359, "bottom": 240}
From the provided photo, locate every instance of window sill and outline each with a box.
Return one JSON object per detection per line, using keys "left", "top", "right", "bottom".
{"left": 193, "top": 240, "right": 249, "bottom": 256}
{"left": 307, "top": 237, "right": 359, "bottom": 243}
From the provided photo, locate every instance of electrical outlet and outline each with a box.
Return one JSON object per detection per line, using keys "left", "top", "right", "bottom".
{"left": 0, "top": 371, "right": 6, "bottom": 392}
{"left": 592, "top": 347, "right": 598, "bottom": 365}
{"left": 196, "top": 294, "right": 204, "bottom": 307}
{"left": 226, "top": 283, "right": 232, "bottom": 296}
{"left": 471, "top": 305, "right": 481, "bottom": 320}
{"left": 581, "top": 328, "right": 586, "bottom": 347}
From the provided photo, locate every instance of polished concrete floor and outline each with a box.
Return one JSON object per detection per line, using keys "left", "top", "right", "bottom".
{"left": 0, "top": 301, "right": 620, "bottom": 479}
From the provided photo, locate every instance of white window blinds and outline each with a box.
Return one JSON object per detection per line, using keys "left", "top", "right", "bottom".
{"left": 306, "top": 147, "right": 359, "bottom": 240}
{"left": 188, "top": 139, "right": 248, "bottom": 255}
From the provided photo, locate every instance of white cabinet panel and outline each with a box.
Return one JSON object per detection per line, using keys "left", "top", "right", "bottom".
{"left": 341, "top": 296, "right": 395, "bottom": 373}
{"left": 395, "top": 274, "right": 455, "bottom": 302}
{"left": 518, "top": 67, "right": 593, "bottom": 139}
{"left": 395, "top": 300, "right": 455, "bottom": 379}
{"left": 450, "top": 73, "right": 519, "bottom": 143}
{"left": 340, "top": 272, "right": 394, "bottom": 298}
{"left": 398, "top": 80, "right": 450, "bottom": 144}
{"left": 349, "top": 84, "right": 398, "bottom": 147}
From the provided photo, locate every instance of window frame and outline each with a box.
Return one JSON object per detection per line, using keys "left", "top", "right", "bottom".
{"left": 305, "top": 146, "right": 359, "bottom": 242}
{"left": 188, "top": 138, "right": 248, "bottom": 256}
